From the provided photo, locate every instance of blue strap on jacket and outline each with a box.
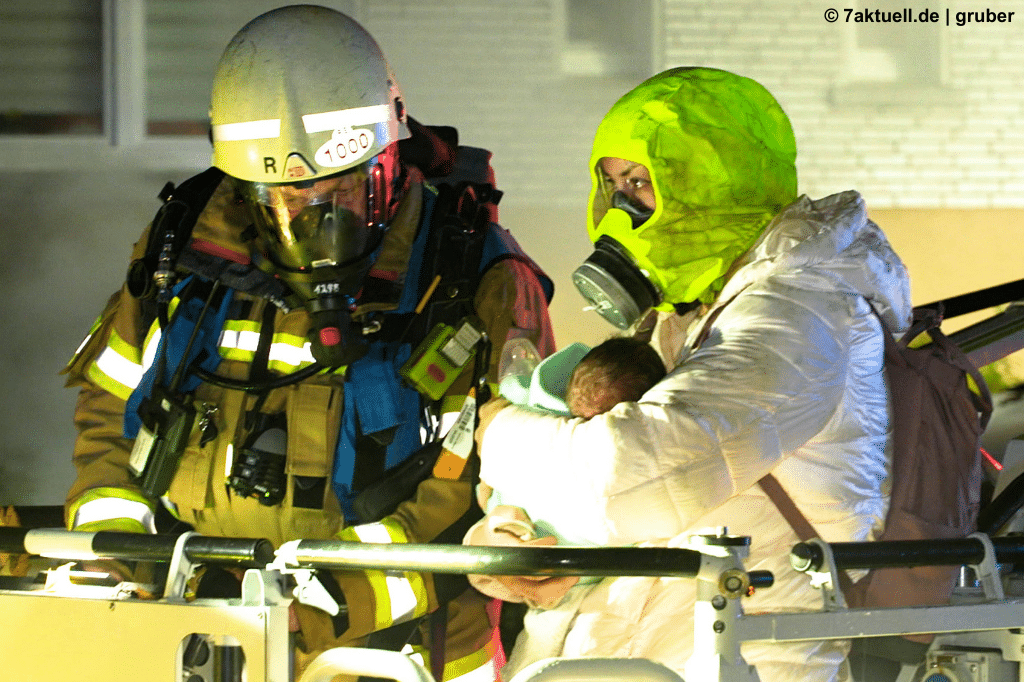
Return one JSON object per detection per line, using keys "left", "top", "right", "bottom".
{"left": 331, "top": 189, "right": 438, "bottom": 519}
{"left": 124, "top": 276, "right": 232, "bottom": 438}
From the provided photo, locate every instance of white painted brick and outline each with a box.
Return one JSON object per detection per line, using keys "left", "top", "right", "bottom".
{"left": 987, "top": 193, "right": 1024, "bottom": 206}
{"left": 899, "top": 193, "right": 953, "bottom": 207}
{"left": 369, "top": 1, "right": 1024, "bottom": 206}
{"left": 913, "top": 166, "right": 967, "bottom": 181}
{"left": 942, "top": 194, "right": 994, "bottom": 209}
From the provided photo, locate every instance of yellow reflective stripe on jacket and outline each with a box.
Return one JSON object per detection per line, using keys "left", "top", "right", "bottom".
{"left": 68, "top": 487, "right": 156, "bottom": 533}
{"left": 217, "top": 320, "right": 260, "bottom": 362}
{"left": 343, "top": 518, "right": 408, "bottom": 544}
{"left": 218, "top": 320, "right": 316, "bottom": 370}
{"left": 443, "top": 640, "right": 500, "bottom": 682}
{"left": 338, "top": 518, "right": 430, "bottom": 630}
{"left": 86, "top": 327, "right": 148, "bottom": 400}
{"left": 84, "top": 307, "right": 318, "bottom": 399}
{"left": 81, "top": 298, "right": 180, "bottom": 400}
{"left": 412, "top": 634, "right": 499, "bottom": 682}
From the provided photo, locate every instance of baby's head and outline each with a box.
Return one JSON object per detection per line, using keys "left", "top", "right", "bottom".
{"left": 566, "top": 337, "right": 666, "bottom": 419}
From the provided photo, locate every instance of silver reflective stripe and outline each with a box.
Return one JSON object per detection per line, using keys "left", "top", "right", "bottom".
{"left": 219, "top": 330, "right": 315, "bottom": 367}
{"left": 268, "top": 341, "right": 315, "bottom": 367}
{"left": 219, "top": 329, "right": 260, "bottom": 352}
{"left": 93, "top": 347, "right": 146, "bottom": 391}
{"left": 352, "top": 523, "right": 394, "bottom": 544}
{"left": 303, "top": 104, "right": 390, "bottom": 133}
{"left": 74, "top": 497, "right": 156, "bottom": 534}
{"left": 141, "top": 328, "right": 161, "bottom": 370}
{"left": 212, "top": 118, "right": 282, "bottom": 142}
{"left": 385, "top": 574, "right": 418, "bottom": 623}
{"left": 74, "top": 333, "right": 92, "bottom": 356}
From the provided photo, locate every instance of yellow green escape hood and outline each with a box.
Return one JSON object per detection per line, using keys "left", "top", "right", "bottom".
{"left": 587, "top": 67, "right": 798, "bottom": 310}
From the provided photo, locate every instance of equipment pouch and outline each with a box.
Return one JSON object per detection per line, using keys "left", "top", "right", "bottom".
{"left": 129, "top": 385, "right": 196, "bottom": 499}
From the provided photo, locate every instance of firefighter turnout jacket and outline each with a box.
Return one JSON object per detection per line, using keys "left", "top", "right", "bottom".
{"left": 63, "top": 173, "right": 556, "bottom": 681}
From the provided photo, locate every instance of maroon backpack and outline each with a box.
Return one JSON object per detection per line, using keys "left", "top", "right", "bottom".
{"left": 762, "top": 305, "right": 993, "bottom": 611}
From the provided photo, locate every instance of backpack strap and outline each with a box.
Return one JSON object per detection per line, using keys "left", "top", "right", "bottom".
{"left": 758, "top": 474, "right": 856, "bottom": 594}
{"left": 903, "top": 306, "right": 993, "bottom": 430}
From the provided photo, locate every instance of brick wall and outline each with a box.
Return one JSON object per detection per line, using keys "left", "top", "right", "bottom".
{"left": 346, "top": 1, "right": 1024, "bottom": 210}
{"left": 660, "top": 0, "right": 1024, "bottom": 209}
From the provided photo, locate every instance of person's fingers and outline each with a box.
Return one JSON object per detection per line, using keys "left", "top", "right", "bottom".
{"left": 474, "top": 397, "right": 511, "bottom": 454}
{"left": 492, "top": 574, "right": 580, "bottom": 608}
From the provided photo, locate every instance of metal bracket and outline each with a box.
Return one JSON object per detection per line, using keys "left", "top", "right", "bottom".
{"left": 41, "top": 561, "right": 140, "bottom": 601}
{"left": 269, "top": 540, "right": 340, "bottom": 615}
{"left": 804, "top": 538, "right": 847, "bottom": 611}
{"left": 684, "top": 534, "right": 761, "bottom": 682}
{"left": 969, "top": 532, "right": 1005, "bottom": 601}
{"left": 163, "top": 530, "right": 199, "bottom": 602}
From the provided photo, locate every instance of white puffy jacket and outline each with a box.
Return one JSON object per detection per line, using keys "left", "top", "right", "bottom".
{"left": 478, "top": 191, "right": 913, "bottom": 682}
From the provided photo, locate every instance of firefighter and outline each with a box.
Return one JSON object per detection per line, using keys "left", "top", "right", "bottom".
{"left": 62, "top": 6, "right": 555, "bottom": 680}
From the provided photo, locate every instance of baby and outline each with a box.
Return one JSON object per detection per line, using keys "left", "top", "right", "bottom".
{"left": 477, "top": 336, "right": 666, "bottom": 513}
{"left": 564, "top": 336, "right": 667, "bottom": 419}
{"left": 473, "top": 335, "right": 666, "bottom": 544}
{"left": 467, "top": 336, "right": 666, "bottom": 615}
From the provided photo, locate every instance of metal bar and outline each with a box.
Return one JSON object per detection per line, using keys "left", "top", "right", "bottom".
{"left": 738, "top": 600, "right": 1024, "bottom": 643}
{"left": 0, "top": 528, "right": 704, "bottom": 577}
{"left": 918, "top": 277, "right": 1024, "bottom": 320}
{"left": 945, "top": 304, "right": 1024, "bottom": 368}
{"left": 0, "top": 527, "right": 273, "bottom": 567}
{"left": 280, "top": 539, "right": 704, "bottom": 577}
{"left": 790, "top": 536, "right": 1024, "bottom": 573}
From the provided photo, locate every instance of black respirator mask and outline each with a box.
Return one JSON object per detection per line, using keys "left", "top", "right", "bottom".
{"left": 571, "top": 189, "right": 662, "bottom": 330}
{"left": 241, "top": 156, "right": 395, "bottom": 367}
{"left": 572, "top": 234, "right": 661, "bottom": 330}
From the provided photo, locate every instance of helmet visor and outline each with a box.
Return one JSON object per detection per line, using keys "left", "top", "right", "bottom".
{"left": 242, "top": 164, "right": 379, "bottom": 272}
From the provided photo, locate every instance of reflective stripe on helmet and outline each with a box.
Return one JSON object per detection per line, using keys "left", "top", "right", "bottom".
{"left": 302, "top": 104, "right": 390, "bottom": 133}
{"left": 212, "top": 118, "right": 282, "bottom": 142}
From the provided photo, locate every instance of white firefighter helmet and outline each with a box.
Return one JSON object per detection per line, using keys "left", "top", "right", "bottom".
{"left": 210, "top": 4, "right": 410, "bottom": 184}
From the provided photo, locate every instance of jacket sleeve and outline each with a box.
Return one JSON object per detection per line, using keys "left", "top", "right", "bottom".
{"left": 478, "top": 281, "right": 854, "bottom": 546}
{"left": 63, "top": 292, "right": 158, "bottom": 533}
{"left": 63, "top": 232, "right": 159, "bottom": 534}
{"left": 304, "top": 257, "right": 556, "bottom": 645}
